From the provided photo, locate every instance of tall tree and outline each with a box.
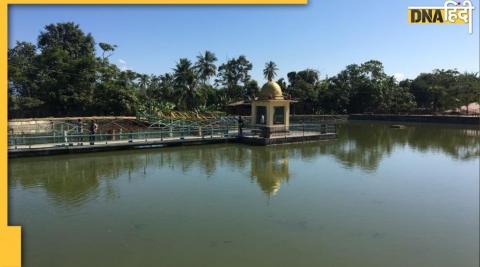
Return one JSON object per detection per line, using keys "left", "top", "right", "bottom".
{"left": 245, "top": 80, "right": 260, "bottom": 100}
{"left": 173, "top": 58, "right": 198, "bottom": 110}
{"left": 287, "top": 69, "right": 322, "bottom": 113}
{"left": 194, "top": 50, "right": 217, "bottom": 85}
{"left": 216, "top": 55, "right": 252, "bottom": 101}
{"left": 410, "top": 69, "right": 460, "bottom": 112}
{"left": 8, "top": 42, "right": 37, "bottom": 98}
{"left": 453, "top": 72, "right": 480, "bottom": 114}
{"left": 137, "top": 74, "right": 150, "bottom": 89}
{"left": 263, "top": 61, "right": 278, "bottom": 81}
{"left": 36, "top": 22, "right": 97, "bottom": 116}
{"left": 98, "top": 42, "right": 117, "bottom": 60}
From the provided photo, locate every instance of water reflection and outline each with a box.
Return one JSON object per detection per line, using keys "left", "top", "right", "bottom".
{"left": 251, "top": 148, "right": 290, "bottom": 196}
{"left": 9, "top": 122, "right": 479, "bottom": 206}
{"left": 330, "top": 122, "right": 480, "bottom": 170}
{"left": 9, "top": 154, "right": 146, "bottom": 207}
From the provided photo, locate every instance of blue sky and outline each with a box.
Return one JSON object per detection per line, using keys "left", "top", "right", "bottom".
{"left": 8, "top": 0, "right": 480, "bottom": 82}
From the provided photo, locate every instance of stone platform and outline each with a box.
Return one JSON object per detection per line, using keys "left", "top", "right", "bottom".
{"left": 238, "top": 131, "right": 336, "bottom": 145}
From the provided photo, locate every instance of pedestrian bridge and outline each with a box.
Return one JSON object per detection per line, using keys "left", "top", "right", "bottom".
{"left": 8, "top": 122, "right": 337, "bottom": 158}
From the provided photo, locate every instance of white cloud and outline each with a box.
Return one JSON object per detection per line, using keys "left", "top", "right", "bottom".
{"left": 117, "top": 59, "right": 131, "bottom": 71}
{"left": 393, "top": 73, "right": 405, "bottom": 82}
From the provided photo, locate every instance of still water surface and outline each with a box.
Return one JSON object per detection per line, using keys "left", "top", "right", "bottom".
{"left": 9, "top": 122, "right": 479, "bottom": 267}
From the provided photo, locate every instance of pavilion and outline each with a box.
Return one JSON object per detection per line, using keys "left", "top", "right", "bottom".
{"left": 251, "top": 80, "right": 292, "bottom": 138}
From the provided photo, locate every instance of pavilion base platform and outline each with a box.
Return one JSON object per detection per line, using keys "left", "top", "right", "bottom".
{"left": 238, "top": 131, "right": 336, "bottom": 146}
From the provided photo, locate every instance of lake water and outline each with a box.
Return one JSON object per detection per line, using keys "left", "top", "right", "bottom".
{"left": 9, "top": 121, "right": 479, "bottom": 267}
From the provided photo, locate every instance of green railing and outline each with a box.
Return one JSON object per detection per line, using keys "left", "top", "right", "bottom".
{"left": 9, "top": 122, "right": 337, "bottom": 150}
{"left": 9, "top": 125, "right": 236, "bottom": 149}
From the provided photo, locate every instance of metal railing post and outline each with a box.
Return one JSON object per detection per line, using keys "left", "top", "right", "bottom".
{"left": 302, "top": 122, "right": 305, "bottom": 138}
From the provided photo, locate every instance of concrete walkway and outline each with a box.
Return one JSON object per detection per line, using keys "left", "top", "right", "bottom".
{"left": 9, "top": 134, "right": 235, "bottom": 158}
{"left": 9, "top": 130, "right": 337, "bottom": 158}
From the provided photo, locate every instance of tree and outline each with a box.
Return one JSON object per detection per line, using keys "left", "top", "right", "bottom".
{"left": 276, "top": 78, "right": 287, "bottom": 92}
{"left": 287, "top": 69, "right": 322, "bottom": 114}
{"left": 454, "top": 72, "right": 480, "bottom": 114}
{"left": 173, "top": 58, "right": 198, "bottom": 110}
{"left": 38, "top": 22, "right": 95, "bottom": 59}
{"left": 387, "top": 86, "right": 416, "bottom": 113}
{"left": 8, "top": 41, "right": 44, "bottom": 117}
{"left": 35, "top": 22, "right": 97, "bottom": 116}
{"left": 8, "top": 42, "right": 38, "bottom": 98}
{"left": 236, "top": 55, "right": 253, "bottom": 87}
{"left": 410, "top": 69, "right": 460, "bottom": 112}
{"left": 194, "top": 51, "right": 217, "bottom": 85}
{"left": 93, "top": 61, "right": 139, "bottom": 115}
{"left": 326, "top": 61, "right": 383, "bottom": 113}
{"left": 98, "top": 42, "right": 117, "bottom": 60}
{"left": 263, "top": 61, "right": 278, "bottom": 81}
{"left": 8, "top": 22, "right": 474, "bottom": 118}
{"left": 216, "top": 55, "right": 253, "bottom": 101}
{"left": 245, "top": 80, "right": 260, "bottom": 100}
{"left": 137, "top": 74, "right": 150, "bottom": 89}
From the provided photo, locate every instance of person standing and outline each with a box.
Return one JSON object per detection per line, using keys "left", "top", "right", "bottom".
{"left": 89, "top": 120, "right": 98, "bottom": 145}
{"left": 238, "top": 116, "right": 244, "bottom": 137}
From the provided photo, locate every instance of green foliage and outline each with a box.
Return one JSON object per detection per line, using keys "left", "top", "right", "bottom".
{"left": 263, "top": 61, "right": 278, "bottom": 81}
{"left": 287, "top": 69, "right": 322, "bottom": 113}
{"left": 8, "top": 22, "right": 480, "bottom": 118}
{"left": 245, "top": 80, "right": 260, "bottom": 100}
{"left": 98, "top": 42, "right": 117, "bottom": 60}
{"left": 410, "top": 69, "right": 479, "bottom": 113}
{"left": 216, "top": 55, "right": 253, "bottom": 101}
{"left": 173, "top": 58, "right": 198, "bottom": 110}
{"left": 319, "top": 61, "right": 418, "bottom": 114}
{"left": 194, "top": 51, "right": 217, "bottom": 84}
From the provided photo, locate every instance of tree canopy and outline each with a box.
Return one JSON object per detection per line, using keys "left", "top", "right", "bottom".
{"left": 8, "top": 22, "right": 480, "bottom": 118}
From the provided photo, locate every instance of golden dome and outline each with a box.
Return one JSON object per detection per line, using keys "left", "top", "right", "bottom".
{"left": 258, "top": 81, "right": 284, "bottom": 100}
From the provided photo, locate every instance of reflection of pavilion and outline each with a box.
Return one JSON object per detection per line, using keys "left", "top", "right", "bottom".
{"left": 250, "top": 148, "right": 290, "bottom": 196}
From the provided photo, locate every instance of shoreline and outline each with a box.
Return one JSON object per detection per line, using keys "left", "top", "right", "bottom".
{"left": 347, "top": 114, "right": 479, "bottom": 125}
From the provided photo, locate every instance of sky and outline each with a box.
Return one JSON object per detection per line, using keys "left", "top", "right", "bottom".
{"left": 8, "top": 0, "right": 480, "bottom": 82}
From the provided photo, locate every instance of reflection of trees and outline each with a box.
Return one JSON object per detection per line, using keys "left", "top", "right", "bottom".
{"left": 323, "top": 123, "right": 410, "bottom": 171}
{"left": 9, "top": 122, "right": 479, "bottom": 205}
{"left": 9, "top": 153, "right": 146, "bottom": 207}
{"left": 406, "top": 127, "right": 479, "bottom": 160}
{"left": 289, "top": 122, "right": 479, "bottom": 171}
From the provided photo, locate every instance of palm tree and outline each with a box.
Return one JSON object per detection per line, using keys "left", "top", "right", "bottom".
{"left": 137, "top": 74, "right": 149, "bottom": 89}
{"left": 264, "top": 61, "right": 278, "bottom": 81}
{"left": 173, "top": 58, "right": 198, "bottom": 110}
{"left": 194, "top": 51, "right": 217, "bottom": 84}
{"left": 119, "top": 70, "right": 137, "bottom": 88}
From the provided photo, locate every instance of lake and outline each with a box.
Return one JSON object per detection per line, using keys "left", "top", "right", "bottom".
{"left": 9, "top": 121, "right": 479, "bottom": 267}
